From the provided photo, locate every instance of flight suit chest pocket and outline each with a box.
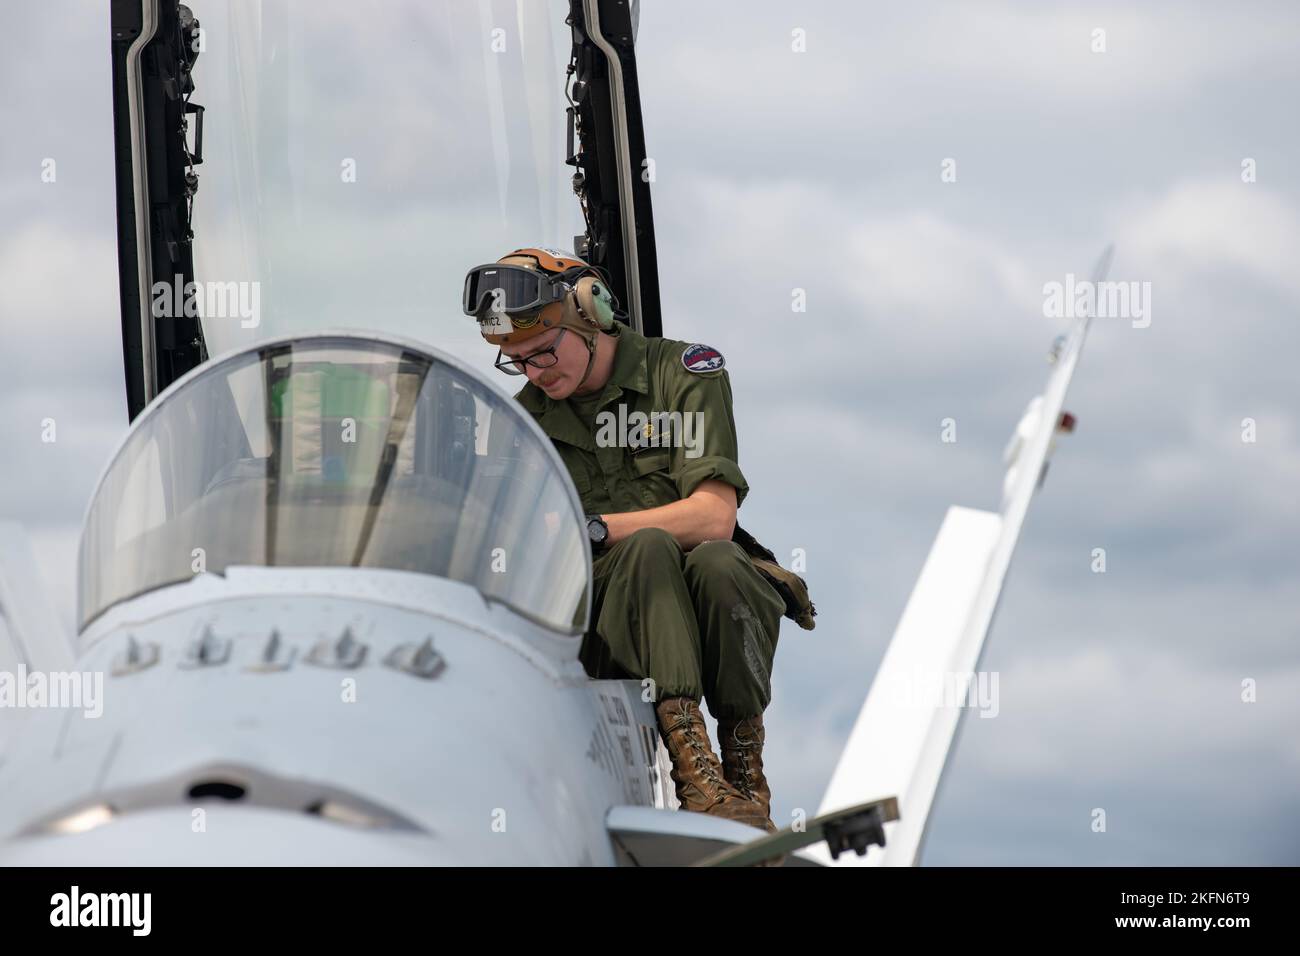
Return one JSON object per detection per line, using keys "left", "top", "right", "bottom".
{"left": 631, "top": 447, "right": 672, "bottom": 477}
{"left": 570, "top": 467, "right": 593, "bottom": 496}
{"left": 629, "top": 447, "right": 675, "bottom": 508}
{"left": 558, "top": 449, "right": 594, "bottom": 499}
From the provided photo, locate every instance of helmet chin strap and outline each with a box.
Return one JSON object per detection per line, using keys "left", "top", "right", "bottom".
{"left": 573, "top": 332, "right": 600, "bottom": 391}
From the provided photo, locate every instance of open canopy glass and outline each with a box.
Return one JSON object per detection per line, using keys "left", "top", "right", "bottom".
{"left": 184, "top": 0, "right": 584, "bottom": 362}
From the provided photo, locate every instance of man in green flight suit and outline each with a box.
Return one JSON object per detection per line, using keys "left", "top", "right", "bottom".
{"left": 464, "top": 247, "right": 785, "bottom": 833}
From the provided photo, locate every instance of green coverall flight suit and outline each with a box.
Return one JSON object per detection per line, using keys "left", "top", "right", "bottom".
{"left": 515, "top": 324, "right": 785, "bottom": 720}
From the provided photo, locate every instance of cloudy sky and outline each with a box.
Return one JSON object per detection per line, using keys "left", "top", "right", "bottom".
{"left": 2, "top": 0, "right": 1297, "bottom": 864}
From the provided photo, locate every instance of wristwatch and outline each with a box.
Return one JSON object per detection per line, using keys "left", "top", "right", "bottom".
{"left": 586, "top": 514, "right": 609, "bottom": 552}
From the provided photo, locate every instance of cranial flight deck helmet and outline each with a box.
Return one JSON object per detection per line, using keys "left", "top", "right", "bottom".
{"left": 463, "top": 247, "right": 621, "bottom": 388}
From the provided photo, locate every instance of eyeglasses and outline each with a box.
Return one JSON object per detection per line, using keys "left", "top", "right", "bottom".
{"left": 494, "top": 329, "right": 568, "bottom": 376}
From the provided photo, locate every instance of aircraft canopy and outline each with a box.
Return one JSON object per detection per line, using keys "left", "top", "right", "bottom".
{"left": 79, "top": 335, "right": 589, "bottom": 634}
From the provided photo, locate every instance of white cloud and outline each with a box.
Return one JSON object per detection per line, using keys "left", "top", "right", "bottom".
{"left": 1118, "top": 181, "right": 1300, "bottom": 300}
{"left": 642, "top": 0, "right": 1300, "bottom": 136}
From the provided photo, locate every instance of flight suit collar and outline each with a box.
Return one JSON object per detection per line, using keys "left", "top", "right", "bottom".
{"left": 604, "top": 323, "right": 650, "bottom": 397}
{"left": 516, "top": 325, "right": 650, "bottom": 450}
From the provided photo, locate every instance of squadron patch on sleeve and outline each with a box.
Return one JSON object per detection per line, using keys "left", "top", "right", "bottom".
{"left": 681, "top": 343, "right": 725, "bottom": 373}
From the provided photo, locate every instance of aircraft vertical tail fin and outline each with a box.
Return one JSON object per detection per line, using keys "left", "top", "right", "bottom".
{"left": 806, "top": 506, "right": 1002, "bottom": 866}
{"left": 808, "top": 246, "right": 1115, "bottom": 866}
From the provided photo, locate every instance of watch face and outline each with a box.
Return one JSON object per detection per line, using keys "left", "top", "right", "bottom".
{"left": 588, "top": 518, "right": 608, "bottom": 543}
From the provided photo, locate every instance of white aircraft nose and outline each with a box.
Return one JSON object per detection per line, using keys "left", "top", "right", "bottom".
{"left": 0, "top": 805, "right": 456, "bottom": 866}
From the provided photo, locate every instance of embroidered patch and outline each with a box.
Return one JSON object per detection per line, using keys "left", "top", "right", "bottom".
{"left": 477, "top": 311, "right": 512, "bottom": 336}
{"left": 681, "top": 343, "right": 725, "bottom": 373}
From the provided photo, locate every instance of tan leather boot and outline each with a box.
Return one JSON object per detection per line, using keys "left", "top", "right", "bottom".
{"left": 718, "top": 714, "right": 777, "bottom": 835}
{"left": 656, "top": 697, "right": 768, "bottom": 830}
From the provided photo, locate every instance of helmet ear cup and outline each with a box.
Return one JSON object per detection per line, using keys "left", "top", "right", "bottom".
{"left": 573, "top": 275, "right": 616, "bottom": 330}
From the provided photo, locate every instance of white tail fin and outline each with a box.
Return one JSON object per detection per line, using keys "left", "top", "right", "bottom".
{"left": 810, "top": 246, "right": 1114, "bottom": 866}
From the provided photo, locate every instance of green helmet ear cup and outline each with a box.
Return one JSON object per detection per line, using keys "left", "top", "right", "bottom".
{"left": 573, "top": 275, "right": 616, "bottom": 330}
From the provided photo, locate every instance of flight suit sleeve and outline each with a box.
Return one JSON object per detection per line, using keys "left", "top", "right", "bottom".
{"left": 667, "top": 366, "right": 750, "bottom": 509}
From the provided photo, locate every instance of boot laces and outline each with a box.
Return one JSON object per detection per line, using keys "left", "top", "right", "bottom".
{"left": 724, "top": 722, "right": 761, "bottom": 797}
{"left": 666, "top": 709, "right": 728, "bottom": 793}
